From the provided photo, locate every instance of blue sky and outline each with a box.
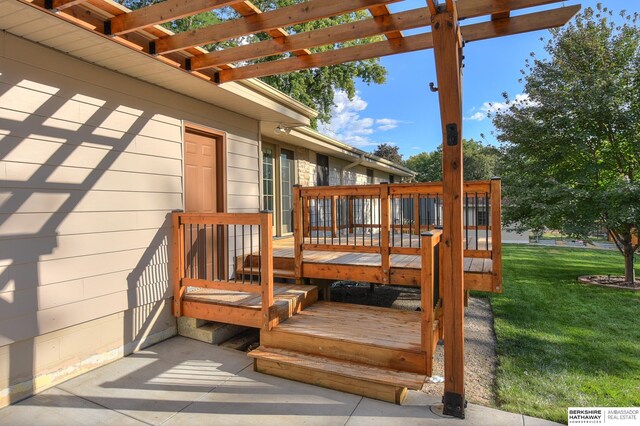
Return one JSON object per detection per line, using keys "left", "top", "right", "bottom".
{"left": 317, "top": 0, "right": 636, "bottom": 159}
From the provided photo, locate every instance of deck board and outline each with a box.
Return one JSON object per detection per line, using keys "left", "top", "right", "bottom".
{"left": 185, "top": 283, "right": 314, "bottom": 308}
{"left": 271, "top": 301, "right": 422, "bottom": 352}
{"left": 271, "top": 236, "right": 492, "bottom": 273}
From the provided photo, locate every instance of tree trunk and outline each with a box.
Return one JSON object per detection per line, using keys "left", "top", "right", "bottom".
{"left": 624, "top": 246, "right": 636, "bottom": 283}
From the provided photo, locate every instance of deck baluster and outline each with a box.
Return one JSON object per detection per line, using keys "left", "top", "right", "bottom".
{"left": 475, "top": 192, "right": 479, "bottom": 250}
{"left": 338, "top": 195, "right": 342, "bottom": 246}
{"left": 377, "top": 197, "right": 381, "bottom": 247}
{"left": 413, "top": 193, "right": 420, "bottom": 237}
{"left": 427, "top": 195, "right": 431, "bottom": 231}
{"left": 331, "top": 195, "right": 338, "bottom": 241}
{"left": 212, "top": 223, "right": 217, "bottom": 280}
{"left": 465, "top": 193, "right": 469, "bottom": 250}
{"left": 250, "top": 225, "right": 254, "bottom": 285}
{"left": 400, "top": 196, "right": 404, "bottom": 247}
{"left": 372, "top": 196, "right": 375, "bottom": 246}
{"left": 485, "top": 192, "right": 490, "bottom": 251}
{"left": 361, "top": 197, "right": 365, "bottom": 246}
{"left": 189, "top": 224, "right": 194, "bottom": 279}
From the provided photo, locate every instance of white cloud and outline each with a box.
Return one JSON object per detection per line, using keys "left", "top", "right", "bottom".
{"left": 376, "top": 118, "right": 400, "bottom": 131}
{"left": 464, "top": 94, "right": 534, "bottom": 122}
{"left": 318, "top": 91, "right": 401, "bottom": 148}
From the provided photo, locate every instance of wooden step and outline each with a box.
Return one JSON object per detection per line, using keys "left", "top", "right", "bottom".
{"left": 249, "top": 347, "right": 426, "bottom": 404}
{"left": 182, "top": 283, "right": 318, "bottom": 328}
{"left": 236, "top": 268, "right": 295, "bottom": 280}
{"left": 240, "top": 254, "right": 294, "bottom": 271}
{"left": 273, "top": 268, "right": 295, "bottom": 279}
{"left": 260, "top": 301, "right": 428, "bottom": 374}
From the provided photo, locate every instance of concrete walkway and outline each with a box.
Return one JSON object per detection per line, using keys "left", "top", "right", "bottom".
{"left": 0, "top": 337, "right": 559, "bottom": 425}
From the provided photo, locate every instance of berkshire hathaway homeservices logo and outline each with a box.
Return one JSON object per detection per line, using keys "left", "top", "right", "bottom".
{"left": 568, "top": 407, "right": 639, "bottom": 425}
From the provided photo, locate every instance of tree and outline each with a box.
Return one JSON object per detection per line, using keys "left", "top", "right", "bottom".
{"left": 493, "top": 4, "right": 640, "bottom": 282}
{"left": 372, "top": 143, "right": 403, "bottom": 164}
{"left": 405, "top": 151, "right": 441, "bottom": 182}
{"left": 405, "top": 139, "right": 500, "bottom": 182}
{"left": 115, "top": 0, "right": 387, "bottom": 125}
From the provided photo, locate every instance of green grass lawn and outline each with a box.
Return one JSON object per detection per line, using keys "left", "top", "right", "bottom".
{"left": 488, "top": 245, "right": 640, "bottom": 424}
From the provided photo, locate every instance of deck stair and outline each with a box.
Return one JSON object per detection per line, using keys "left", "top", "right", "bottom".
{"left": 249, "top": 301, "right": 429, "bottom": 404}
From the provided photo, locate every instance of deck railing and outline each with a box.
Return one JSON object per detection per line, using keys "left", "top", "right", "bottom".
{"left": 171, "top": 212, "right": 274, "bottom": 329}
{"left": 293, "top": 179, "right": 502, "bottom": 288}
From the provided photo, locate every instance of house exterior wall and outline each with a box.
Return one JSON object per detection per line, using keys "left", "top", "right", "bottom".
{"left": 299, "top": 151, "right": 394, "bottom": 187}
{"left": 0, "top": 32, "right": 261, "bottom": 406}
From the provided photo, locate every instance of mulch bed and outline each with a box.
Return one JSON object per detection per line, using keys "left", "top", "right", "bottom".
{"left": 578, "top": 275, "right": 640, "bottom": 291}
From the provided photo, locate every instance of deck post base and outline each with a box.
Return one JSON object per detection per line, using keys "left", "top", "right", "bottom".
{"left": 442, "top": 391, "right": 466, "bottom": 418}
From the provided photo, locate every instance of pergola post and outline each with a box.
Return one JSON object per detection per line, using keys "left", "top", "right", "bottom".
{"left": 428, "top": 0, "right": 466, "bottom": 418}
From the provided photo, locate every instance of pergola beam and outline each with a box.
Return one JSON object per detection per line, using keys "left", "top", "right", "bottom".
{"left": 107, "top": 0, "right": 242, "bottom": 36}
{"left": 457, "top": 0, "right": 566, "bottom": 19}
{"left": 216, "top": 32, "right": 433, "bottom": 83}
{"left": 464, "top": 5, "right": 579, "bottom": 42}
{"left": 368, "top": 4, "right": 403, "bottom": 39}
{"left": 190, "top": 7, "right": 431, "bottom": 71}
{"left": 45, "top": 0, "right": 88, "bottom": 11}
{"left": 229, "top": 1, "right": 311, "bottom": 57}
{"left": 214, "top": 6, "right": 581, "bottom": 83}
{"left": 151, "top": 0, "right": 401, "bottom": 55}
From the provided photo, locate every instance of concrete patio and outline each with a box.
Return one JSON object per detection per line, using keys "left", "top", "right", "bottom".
{"left": 0, "top": 336, "right": 559, "bottom": 425}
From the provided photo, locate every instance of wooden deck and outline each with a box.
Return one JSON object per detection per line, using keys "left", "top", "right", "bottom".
{"left": 263, "top": 236, "right": 496, "bottom": 291}
{"left": 172, "top": 180, "right": 503, "bottom": 407}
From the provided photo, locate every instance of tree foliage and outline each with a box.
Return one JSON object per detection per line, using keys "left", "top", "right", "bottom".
{"left": 115, "top": 0, "right": 387, "bottom": 125}
{"left": 405, "top": 139, "right": 500, "bottom": 182}
{"left": 372, "top": 143, "right": 403, "bottom": 164}
{"left": 493, "top": 4, "right": 640, "bottom": 281}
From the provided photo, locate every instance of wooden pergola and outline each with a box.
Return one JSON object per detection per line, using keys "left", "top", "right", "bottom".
{"left": 26, "top": 0, "right": 579, "bottom": 418}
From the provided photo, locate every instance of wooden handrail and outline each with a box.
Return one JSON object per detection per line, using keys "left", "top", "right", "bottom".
{"left": 171, "top": 211, "right": 275, "bottom": 329}
{"left": 389, "top": 180, "right": 491, "bottom": 195}
{"left": 300, "top": 185, "right": 382, "bottom": 197}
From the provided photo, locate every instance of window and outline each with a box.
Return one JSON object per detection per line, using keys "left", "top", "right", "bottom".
{"left": 477, "top": 210, "right": 489, "bottom": 227}
{"left": 316, "top": 154, "right": 329, "bottom": 186}
{"left": 262, "top": 146, "right": 274, "bottom": 214}
{"left": 389, "top": 174, "right": 395, "bottom": 184}
{"left": 280, "top": 149, "right": 295, "bottom": 234}
{"left": 366, "top": 168, "right": 374, "bottom": 184}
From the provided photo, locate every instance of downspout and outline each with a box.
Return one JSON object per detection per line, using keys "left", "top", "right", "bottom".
{"left": 258, "top": 120, "right": 264, "bottom": 210}
{"left": 340, "top": 154, "right": 365, "bottom": 185}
